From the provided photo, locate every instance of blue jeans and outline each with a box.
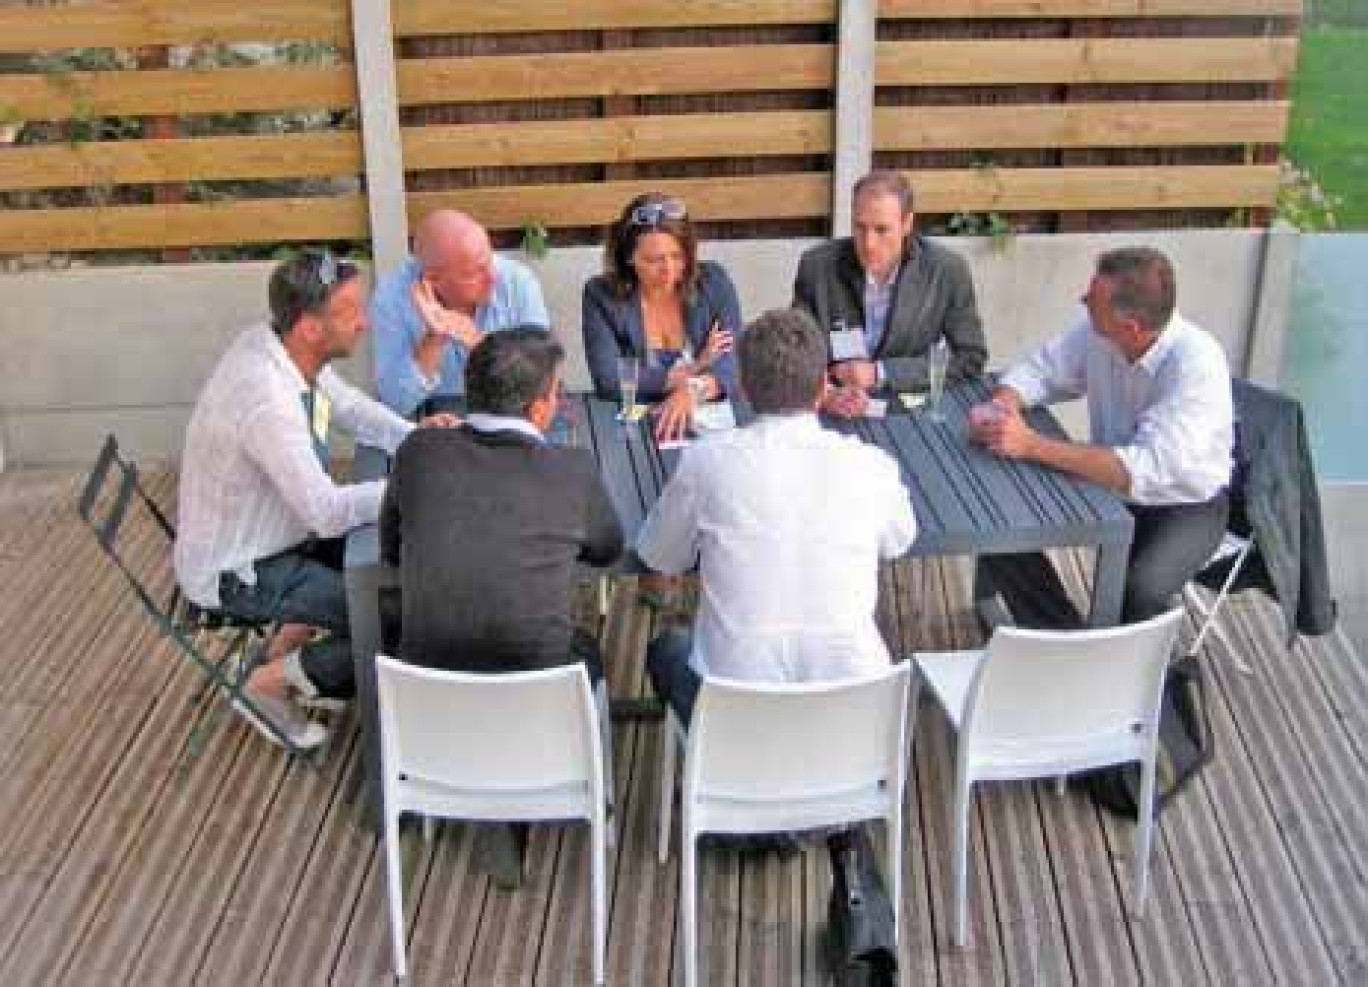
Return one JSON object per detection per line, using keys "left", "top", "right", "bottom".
{"left": 218, "top": 538, "right": 355, "bottom": 698}
{"left": 645, "top": 626, "right": 701, "bottom": 725}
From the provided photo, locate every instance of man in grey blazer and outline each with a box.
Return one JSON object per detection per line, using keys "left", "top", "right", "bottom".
{"left": 793, "top": 170, "right": 987, "bottom": 417}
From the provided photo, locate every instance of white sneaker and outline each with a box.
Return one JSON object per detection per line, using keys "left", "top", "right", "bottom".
{"left": 233, "top": 682, "right": 328, "bottom": 751}
{"left": 282, "top": 650, "right": 350, "bottom": 712}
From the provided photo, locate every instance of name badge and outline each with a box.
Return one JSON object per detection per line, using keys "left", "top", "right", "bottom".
{"left": 829, "top": 328, "right": 868, "bottom": 362}
{"left": 310, "top": 390, "right": 332, "bottom": 445}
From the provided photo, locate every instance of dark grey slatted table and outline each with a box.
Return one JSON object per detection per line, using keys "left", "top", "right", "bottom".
{"left": 582, "top": 384, "right": 1134, "bottom": 628}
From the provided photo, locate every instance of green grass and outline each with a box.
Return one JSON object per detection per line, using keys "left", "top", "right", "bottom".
{"left": 1305, "top": 0, "right": 1368, "bottom": 29}
{"left": 1287, "top": 26, "right": 1368, "bottom": 229}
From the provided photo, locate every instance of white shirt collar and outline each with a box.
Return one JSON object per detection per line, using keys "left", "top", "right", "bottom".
{"left": 466, "top": 412, "right": 545, "bottom": 443}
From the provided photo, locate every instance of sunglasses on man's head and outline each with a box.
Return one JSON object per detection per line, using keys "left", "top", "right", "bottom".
{"left": 314, "top": 249, "right": 339, "bottom": 289}
{"left": 628, "top": 199, "right": 688, "bottom": 228}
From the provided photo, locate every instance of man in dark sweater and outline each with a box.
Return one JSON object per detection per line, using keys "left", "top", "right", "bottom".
{"left": 378, "top": 328, "right": 624, "bottom": 887}
{"left": 379, "top": 327, "right": 623, "bottom": 676}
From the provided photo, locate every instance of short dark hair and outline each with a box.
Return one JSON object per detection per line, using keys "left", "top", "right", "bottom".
{"left": 853, "top": 170, "right": 914, "bottom": 216}
{"left": 1096, "top": 246, "right": 1176, "bottom": 333}
{"left": 602, "top": 192, "right": 699, "bottom": 298}
{"left": 739, "top": 308, "right": 827, "bottom": 415}
{"left": 268, "top": 248, "right": 361, "bottom": 337}
{"left": 465, "top": 328, "right": 564, "bottom": 418}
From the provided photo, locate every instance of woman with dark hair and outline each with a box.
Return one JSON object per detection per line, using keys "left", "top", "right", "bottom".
{"left": 582, "top": 193, "right": 742, "bottom": 441}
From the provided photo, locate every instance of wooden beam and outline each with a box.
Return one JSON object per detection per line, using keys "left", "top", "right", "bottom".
{"left": 391, "top": 0, "right": 837, "bottom": 37}
{"left": 878, "top": 0, "right": 1302, "bottom": 16}
{"left": 395, "top": 46, "right": 833, "bottom": 106}
{"left": 0, "top": 164, "right": 1279, "bottom": 252}
{"left": 408, "top": 175, "right": 833, "bottom": 230}
{"left": 874, "top": 101, "right": 1290, "bottom": 151}
{"left": 0, "top": 1, "right": 350, "bottom": 53}
{"left": 0, "top": 134, "right": 362, "bottom": 191}
{"left": 0, "top": 66, "right": 356, "bottom": 121}
{"left": 0, "top": 197, "right": 368, "bottom": 253}
{"left": 876, "top": 37, "right": 1299, "bottom": 86}
{"left": 401, "top": 111, "right": 832, "bottom": 171}
{"left": 909, "top": 164, "right": 1280, "bottom": 213}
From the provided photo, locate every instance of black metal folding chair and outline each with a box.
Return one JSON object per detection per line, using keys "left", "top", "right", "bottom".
{"left": 78, "top": 435, "right": 311, "bottom": 756}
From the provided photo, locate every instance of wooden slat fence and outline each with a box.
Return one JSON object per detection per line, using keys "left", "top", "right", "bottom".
{"left": 0, "top": 0, "right": 1301, "bottom": 256}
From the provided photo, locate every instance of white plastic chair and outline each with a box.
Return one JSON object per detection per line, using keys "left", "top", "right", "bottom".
{"left": 376, "top": 657, "right": 609, "bottom": 984}
{"left": 657, "top": 665, "right": 912, "bottom": 987}
{"left": 1183, "top": 532, "right": 1255, "bottom": 673}
{"left": 911, "top": 608, "right": 1183, "bottom": 947}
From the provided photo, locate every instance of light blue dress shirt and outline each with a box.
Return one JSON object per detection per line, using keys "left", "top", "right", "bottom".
{"left": 371, "top": 254, "right": 550, "bottom": 415}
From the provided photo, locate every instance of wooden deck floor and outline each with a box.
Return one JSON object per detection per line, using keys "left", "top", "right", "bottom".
{"left": 1, "top": 468, "right": 1365, "bottom": 987}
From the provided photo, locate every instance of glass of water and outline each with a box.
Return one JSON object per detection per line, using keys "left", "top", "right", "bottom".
{"left": 927, "top": 338, "right": 950, "bottom": 424}
{"left": 616, "top": 355, "right": 640, "bottom": 422}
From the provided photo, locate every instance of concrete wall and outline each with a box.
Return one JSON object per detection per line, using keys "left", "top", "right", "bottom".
{"left": 0, "top": 228, "right": 1280, "bottom": 467}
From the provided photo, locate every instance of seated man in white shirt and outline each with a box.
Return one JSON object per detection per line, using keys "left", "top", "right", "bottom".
{"left": 635, "top": 307, "right": 918, "bottom": 725}
{"left": 970, "top": 245, "right": 1233, "bottom": 628}
{"left": 175, "top": 250, "right": 446, "bottom": 750}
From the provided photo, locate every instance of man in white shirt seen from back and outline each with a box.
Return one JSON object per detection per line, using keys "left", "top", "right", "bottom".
{"left": 175, "top": 250, "right": 452, "bottom": 751}
{"left": 635, "top": 306, "right": 918, "bottom": 727}
{"left": 970, "top": 245, "right": 1233, "bottom": 629}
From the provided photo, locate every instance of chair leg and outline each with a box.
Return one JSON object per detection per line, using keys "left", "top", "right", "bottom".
{"left": 682, "top": 822, "right": 699, "bottom": 987}
{"left": 594, "top": 681, "right": 616, "bottom": 849}
{"left": 887, "top": 811, "right": 902, "bottom": 945}
{"left": 591, "top": 812, "right": 607, "bottom": 985}
{"left": 658, "top": 710, "right": 677, "bottom": 864}
{"left": 951, "top": 777, "right": 972, "bottom": 948}
{"left": 1185, "top": 547, "right": 1255, "bottom": 675}
{"left": 1134, "top": 753, "right": 1159, "bottom": 917}
{"left": 383, "top": 811, "right": 408, "bottom": 980}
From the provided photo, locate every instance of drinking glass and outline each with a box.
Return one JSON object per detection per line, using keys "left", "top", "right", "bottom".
{"left": 927, "top": 338, "right": 949, "bottom": 424}
{"left": 616, "top": 355, "right": 640, "bottom": 423}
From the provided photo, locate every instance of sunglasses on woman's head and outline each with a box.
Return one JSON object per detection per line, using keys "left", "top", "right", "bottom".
{"left": 628, "top": 199, "right": 688, "bottom": 227}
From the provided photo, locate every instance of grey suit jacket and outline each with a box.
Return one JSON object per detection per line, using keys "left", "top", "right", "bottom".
{"left": 792, "top": 235, "right": 987, "bottom": 391}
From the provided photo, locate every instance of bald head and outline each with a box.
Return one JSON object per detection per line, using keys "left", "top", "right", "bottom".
{"left": 413, "top": 210, "right": 497, "bottom": 313}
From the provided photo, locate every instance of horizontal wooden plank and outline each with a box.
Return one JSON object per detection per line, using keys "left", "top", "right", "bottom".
{"left": 409, "top": 164, "right": 1277, "bottom": 232}
{"left": 879, "top": 0, "right": 1302, "bottom": 17}
{"left": 911, "top": 164, "right": 1281, "bottom": 212}
{"left": 0, "top": 133, "right": 361, "bottom": 191}
{"left": 0, "top": 196, "right": 367, "bottom": 253}
{"left": 407, "top": 174, "right": 831, "bottom": 230}
{"left": 0, "top": 1, "right": 348, "bottom": 54}
{"left": 392, "top": 0, "right": 836, "bottom": 37}
{"left": 0, "top": 163, "right": 1278, "bottom": 252}
{"left": 396, "top": 45, "right": 833, "bottom": 106}
{"left": 403, "top": 111, "right": 830, "bottom": 171}
{"left": 0, "top": 66, "right": 356, "bottom": 121}
{"left": 876, "top": 37, "right": 1299, "bottom": 86}
{"left": 874, "top": 101, "right": 1290, "bottom": 151}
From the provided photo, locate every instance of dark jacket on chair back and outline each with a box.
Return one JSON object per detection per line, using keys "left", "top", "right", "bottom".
{"left": 1205, "top": 379, "right": 1336, "bottom": 642}
{"left": 379, "top": 425, "right": 624, "bottom": 673}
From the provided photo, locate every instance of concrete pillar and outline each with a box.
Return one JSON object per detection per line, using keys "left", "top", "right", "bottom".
{"left": 1245, "top": 220, "right": 1301, "bottom": 385}
{"left": 350, "top": 0, "right": 409, "bottom": 278}
{"left": 831, "top": 0, "right": 876, "bottom": 238}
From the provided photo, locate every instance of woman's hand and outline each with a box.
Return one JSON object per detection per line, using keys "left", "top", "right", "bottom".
{"left": 652, "top": 386, "right": 695, "bottom": 443}
{"left": 695, "top": 320, "right": 734, "bottom": 370}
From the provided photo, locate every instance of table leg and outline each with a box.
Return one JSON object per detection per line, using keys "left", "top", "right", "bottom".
{"left": 1088, "top": 540, "right": 1130, "bottom": 627}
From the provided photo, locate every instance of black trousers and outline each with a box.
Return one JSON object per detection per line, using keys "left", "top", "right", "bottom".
{"left": 979, "top": 492, "right": 1229, "bottom": 629}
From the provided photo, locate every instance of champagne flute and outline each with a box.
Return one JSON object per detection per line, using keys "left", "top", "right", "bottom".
{"left": 617, "top": 355, "right": 640, "bottom": 423}
{"left": 927, "top": 338, "right": 950, "bottom": 424}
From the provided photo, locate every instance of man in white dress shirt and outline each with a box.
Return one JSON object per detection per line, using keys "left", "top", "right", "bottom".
{"left": 635, "top": 307, "right": 918, "bottom": 724}
{"left": 971, "top": 245, "right": 1233, "bottom": 628}
{"left": 176, "top": 250, "right": 440, "bottom": 750}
